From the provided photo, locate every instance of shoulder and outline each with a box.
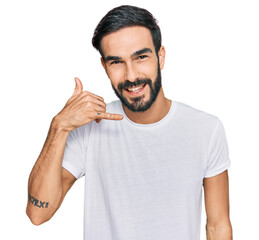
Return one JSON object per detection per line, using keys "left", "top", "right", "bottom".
{"left": 174, "top": 100, "right": 220, "bottom": 132}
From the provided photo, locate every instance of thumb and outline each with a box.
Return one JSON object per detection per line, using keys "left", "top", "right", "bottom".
{"left": 72, "top": 77, "right": 83, "bottom": 96}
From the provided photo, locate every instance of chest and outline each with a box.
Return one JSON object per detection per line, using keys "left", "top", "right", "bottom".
{"left": 86, "top": 122, "right": 207, "bottom": 195}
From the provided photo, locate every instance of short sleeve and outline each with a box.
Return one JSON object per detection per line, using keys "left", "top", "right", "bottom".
{"left": 204, "top": 118, "right": 231, "bottom": 178}
{"left": 62, "top": 123, "right": 92, "bottom": 179}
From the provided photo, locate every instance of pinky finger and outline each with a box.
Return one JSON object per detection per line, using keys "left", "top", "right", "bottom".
{"left": 96, "top": 112, "right": 124, "bottom": 121}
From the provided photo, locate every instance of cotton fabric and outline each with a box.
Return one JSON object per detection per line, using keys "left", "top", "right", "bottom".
{"left": 62, "top": 99, "right": 231, "bottom": 240}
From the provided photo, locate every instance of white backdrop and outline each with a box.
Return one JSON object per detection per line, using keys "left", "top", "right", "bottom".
{"left": 0, "top": 0, "right": 258, "bottom": 239}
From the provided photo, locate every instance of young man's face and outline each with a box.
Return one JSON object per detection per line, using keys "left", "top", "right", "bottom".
{"left": 101, "top": 26, "right": 165, "bottom": 112}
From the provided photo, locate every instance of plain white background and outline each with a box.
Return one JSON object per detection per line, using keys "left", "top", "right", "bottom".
{"left": 0, "top": 0, "right": 258, "bottom": 239}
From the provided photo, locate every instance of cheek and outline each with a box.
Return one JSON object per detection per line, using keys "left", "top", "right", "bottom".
{"left": 108, "top": 69, "right": 122, "bottom": 79}
{"left": 138, "top": 61, "right": 157, "bottom": 79}
{"left": 107, "top": 68, "right": 124, "bottom": 86}
{"left": 143, "top": 64, "right": 156, "bottom": 76}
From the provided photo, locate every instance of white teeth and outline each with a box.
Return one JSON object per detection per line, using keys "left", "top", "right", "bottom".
{"left": 127, "top": 84, "right": 145, "bottom": 92}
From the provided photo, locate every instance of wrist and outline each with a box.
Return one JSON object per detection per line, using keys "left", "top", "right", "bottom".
{"left": 51, "top": 115, "right": 70, "bottom": 133}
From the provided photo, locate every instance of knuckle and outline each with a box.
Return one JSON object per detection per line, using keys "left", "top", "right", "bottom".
{"left": 81, "top": 91, "right": 88, "bottom": 97}
{"left": 99, "top": 105, "right": 106, "bottom": 111}
{"left": 98, "top": 96, "right": 104, "bottom": 101}
{"left": 99, "top": 100, "right": 106, "bottom": 108}
{"left": 82, "top": 95, "right": 91, "bottom": 103}
{"left": 84, "top": 101, "right": 91, "bottom": 108}
{"left": 86, "top": 95, "right": 93, "bottom": 101}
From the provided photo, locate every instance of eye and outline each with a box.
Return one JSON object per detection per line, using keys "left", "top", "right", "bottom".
{"left": 110, "top": 60, "right": 122, "bottom": 65}
{"left": 137, "top": 55, "right": 148, "bottom": 60}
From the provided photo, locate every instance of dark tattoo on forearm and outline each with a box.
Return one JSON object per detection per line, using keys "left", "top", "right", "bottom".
{"left": 29, "top": 194, "right": 49, "bottom": 208}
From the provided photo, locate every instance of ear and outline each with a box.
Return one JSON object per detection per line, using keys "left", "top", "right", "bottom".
{"left": 158, "top": 46, "right": 166, "bottom": 70}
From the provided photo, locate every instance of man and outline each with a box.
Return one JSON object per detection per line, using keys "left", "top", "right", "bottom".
{"left": 26, "top": 5, "right": 232, "bottom": 240}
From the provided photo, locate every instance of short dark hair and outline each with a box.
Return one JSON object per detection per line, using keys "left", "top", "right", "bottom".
{"left": 92, "top": 5, "right": 162, "bottom": 58}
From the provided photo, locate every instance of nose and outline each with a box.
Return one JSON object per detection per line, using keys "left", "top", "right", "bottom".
{"left": 124, "top": 62, "right": 138, "bottom": 82}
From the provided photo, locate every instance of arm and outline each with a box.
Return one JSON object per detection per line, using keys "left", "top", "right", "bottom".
{"left": 26, "top": 124, "right": 75, "bottom": 225}
{"left": 26, "top": 77, "right": 123, "bottom": 225}
{"left": 203, "top": 170, "right": 233, "bottom": 240}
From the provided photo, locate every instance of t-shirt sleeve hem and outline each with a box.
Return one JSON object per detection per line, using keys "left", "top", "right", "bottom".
{"left": 204, "top": 160, "right": 231, "bottom": 178}
{"left": 62, "top": 161, "right": 84, "bottom": 180}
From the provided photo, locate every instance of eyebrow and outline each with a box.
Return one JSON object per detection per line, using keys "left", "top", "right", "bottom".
{"left": 103, "top": 48, "right": 153, "bottom": 63}
{"left": 131, "top": 48, "right": 153, "bottom": 58}
{"left": 103, "top": 56, "right": 122, "bottom": 63}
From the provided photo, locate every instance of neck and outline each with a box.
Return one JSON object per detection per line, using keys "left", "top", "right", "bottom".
{"left": 122, "top": 87, "right": 172, "bottom": 124}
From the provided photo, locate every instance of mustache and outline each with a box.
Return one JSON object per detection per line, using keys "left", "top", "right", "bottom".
{"left": 117, "top": 78, "right": 152, "bottom": 91}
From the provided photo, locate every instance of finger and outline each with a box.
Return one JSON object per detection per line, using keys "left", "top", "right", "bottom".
{"left": 94, "top": 104, "right": 106, "bottom": 113}
{"left": 79, "top": 93, "right": 106, "bottom": 108}
{"left": 94, "top": 112, "right": 124, "bottom": 121}
{"left": 94, "top": 104, "right": 106, "bottom": 124}
{"left": 72, "top": 77, "right": 83, "bottom": 97}
{"left": 79, "top": 90, "right": 105, "bottom": 103}
{"left": 91, "top": 103, "right": 106, "bottom": 115}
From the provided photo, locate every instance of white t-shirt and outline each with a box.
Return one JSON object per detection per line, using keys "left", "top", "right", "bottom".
{"left": 62, "top": 99, "right": 231, "bottom": 240}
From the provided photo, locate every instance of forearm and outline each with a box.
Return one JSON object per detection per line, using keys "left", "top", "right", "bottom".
{"left": 206, "top": 223, "right": 233, "bottom": 240}
{"left": 26, "top": 77, "right": 123, "bottom": 225}
{"left": 26, "top": 117, "right": 69, "bottom": 225}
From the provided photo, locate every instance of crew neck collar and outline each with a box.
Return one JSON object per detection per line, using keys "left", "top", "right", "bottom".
{"left": 118, "top": 100, "right": 177, "bottom": 128}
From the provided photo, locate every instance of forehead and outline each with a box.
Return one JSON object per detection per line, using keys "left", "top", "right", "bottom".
{"left": 101, "top": 26, "right": 155, "bottom": 57}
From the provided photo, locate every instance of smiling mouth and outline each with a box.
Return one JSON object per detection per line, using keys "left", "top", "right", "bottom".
{"left": 125, "top": 84, "right": 146, "bottom": 93}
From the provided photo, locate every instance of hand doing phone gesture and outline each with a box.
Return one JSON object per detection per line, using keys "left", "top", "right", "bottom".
{"left": 54, "top": 77, "right": 123, "bottom": 132}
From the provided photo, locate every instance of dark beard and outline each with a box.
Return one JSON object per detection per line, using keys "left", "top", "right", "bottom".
{"left": 111, "top": 64, "right": 162, "bottom": 112}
